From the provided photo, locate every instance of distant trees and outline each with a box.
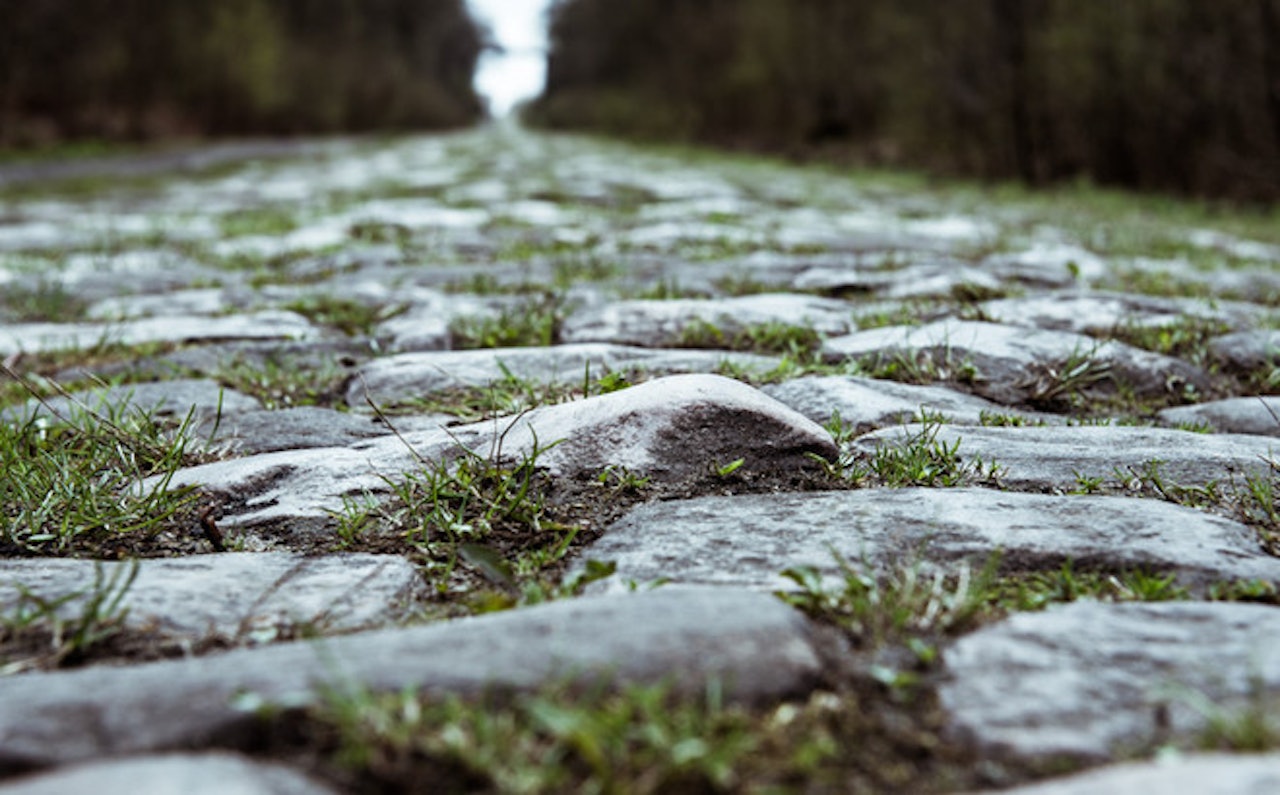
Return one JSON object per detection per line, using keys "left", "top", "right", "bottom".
{"left": 0, "top": 0, "right": 486, "bottom": 145}
{"left": 530, "top": 0, "right": 1280, "bottom": 201}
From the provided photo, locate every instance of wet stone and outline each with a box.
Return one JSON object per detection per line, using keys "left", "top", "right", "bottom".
{"left": 851, "top": 424, "right": 1280, "bottom": 492}
{"left": 559, "top": 294, "right": 857, "bottom": 347}
{"left": 940, "top": 602, "right": 1280, "bottom": 761}
{"left": 961, "top": 754, "right": 1280, "bottom": 795}
{"left": 0, "top": 753, "right": 338, "bottom": 795}
{"left": 573, "top": 488, "right": 1280, "bottom": 592}
{"left": 0, "top": 553, "right": 425, "bottom": 641}
{"left": 0, "top": 589, "right": 832, "bottom": 769}
{"left": 821, "top": 319, "right": 1213, "bottom": 406}
{"left": 1158, "top": 396, "right": 1280, "bottom": 437}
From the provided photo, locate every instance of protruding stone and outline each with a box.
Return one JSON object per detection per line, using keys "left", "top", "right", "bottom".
{"left": 822, "top": 319, "right": 1213, "bottom": 406}
{"left": 574, "top": 488, "right": 1280, "bottom": 592}
{"left": 941, "top": 602, "right": 1280, "bottom": 760}
{"left": 0, "top": 589, "right": 833, "bottom": 769}
{"left": 347, "top": 343, "right": 781, "bottom": 409}
{"left": 171, "top": 374, "right": 834, "bottom": 531}
{"left": 479, "top": 373, "right": 838, "bottom": 480}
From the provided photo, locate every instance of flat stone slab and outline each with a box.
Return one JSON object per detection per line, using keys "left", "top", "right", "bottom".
{"left": 0, "top": 553, "right": 425, "bottom": 641}
{"left": 822, "top": 319, "right": 1212, "bottom": 406}
{"left": 172, "top": 374, "right": 835, "bottom": 531}
{"left": 851, "top": 424, "right": 1280, "bottom": 491}
{"left": 196, "top": 406, "right": 395, "bottom": 455}
{"left": 792, "top": 261, "right": 1005, "bottom": 300}
{"left": 575, "top": 489, "right": 1280, "bottom": 591}
{"left": 348, "top": 343, "right": 782, "bottom": 409}
{"left": 1159, "top": 396, "right": 1280, "bottom": 437}
{"left": 976, "top": 291, "right": 1264, "bottom": 335}
{"left": 560, "top": 294, "right": 856, "bottom": 347}
{"left": 3, "top": 379, "right": 261, "bottom": 424}
{"left": 0, "top": 588, "right": 832, "bottom": 769}
{"left": 940, "top": 602, "right": 1280, "bottom": 760}
{"left": 962, "top": 754, "right": 1280, "bottom": 795}
{"left": 763, "top": 375, "right": 1053, "bottom": 432}
{"left": 0, "top": 311, "right": 320, "bottom": 356}
{"left": 980, "top": 244, "right": 1108, "bottom": 286}
{"left": 0, "top": 752, "right": 338, "bottom": 795}
{"left": 1210, "top": 329, "right": 1280, "bottom": 373}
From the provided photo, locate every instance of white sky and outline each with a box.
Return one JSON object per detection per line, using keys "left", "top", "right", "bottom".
{"left": 469, "top": 0, "right": 553, "bottom": 116}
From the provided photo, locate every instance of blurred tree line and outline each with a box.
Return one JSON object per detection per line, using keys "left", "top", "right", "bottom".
{"left": 530, "top": 0, "right": 1280, "bottom": 202}
{"left": 0, "top": 0, "right": 486, "bottom": 145}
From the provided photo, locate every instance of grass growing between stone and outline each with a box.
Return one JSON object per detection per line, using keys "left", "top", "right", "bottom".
{"left": 0, "top": 278, "right": 89, "bottom": 323}
{"left": 449, "top": 295, "right": 564, "bottom": 349}
{"left": 328, "top": 428, "right": 622, "bottom": 617}
{"left": 676, "top": 320, "right": 822, "bottom": 357}
{"left": 0, "top": 364, "right": 203, "bottom": 555}
{"left": 814, "top": 416, "right": 1003, "bottom": 489}
{"left": 270, "top": 677, "right": 996, "bottom": 795}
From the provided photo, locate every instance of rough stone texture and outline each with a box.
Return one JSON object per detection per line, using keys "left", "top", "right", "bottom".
{"left": 574, "top": 489, "right": 1280, "bottom": 592}
{"left": 169, "top": 374, "right": 835, "bottom": 530}
{"left": 478, "top": 373, "right": 838, "bottom": 480}
{"left": 821, "top": 319, "right": 1213, "bottom": 406}
{"left": 0, "top": 553, "right": 425, "bottom": 640}
{"left": 961, "top": 755, "right": 1280, "bottom": 795}
{"left": 1158, "top": 396, "right": 1280, "bottom": 437}
{"left": 940, "top": 602, "right": 1280, "bottom": 760}
{"left": 348, "top": 343, "right": 782, "bottom": 408}
{"left": 763, "top": 375, "right": 1053, "bottom": 431}
{"left": 3, "top": 379, "right": 261, "bottom": 424}
{"left": 1211, "top": 329, "right": 1280, "bottom": 373}
{"left": 0, "top": 589, "right": 833, "bottom": 769}
{"left": 158, "top": 340, "right": 370, "bottom": 375}
{"left": 0, "top": 311, "right": 320, "bottom": 356}
{"left": 559, "top": 294, "right": 856, "bottom": 347}
{"left": 976, "top": 291, "right": 1264, "bottom": 335}
{"left": 196, "top": 406, "right": 395, "bottom": 455}
{"left": 0, "top": 753, "right": 338, "bottom": 795}
{"left": 851, "top": 424, "right": 1280, "bottom": 491}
